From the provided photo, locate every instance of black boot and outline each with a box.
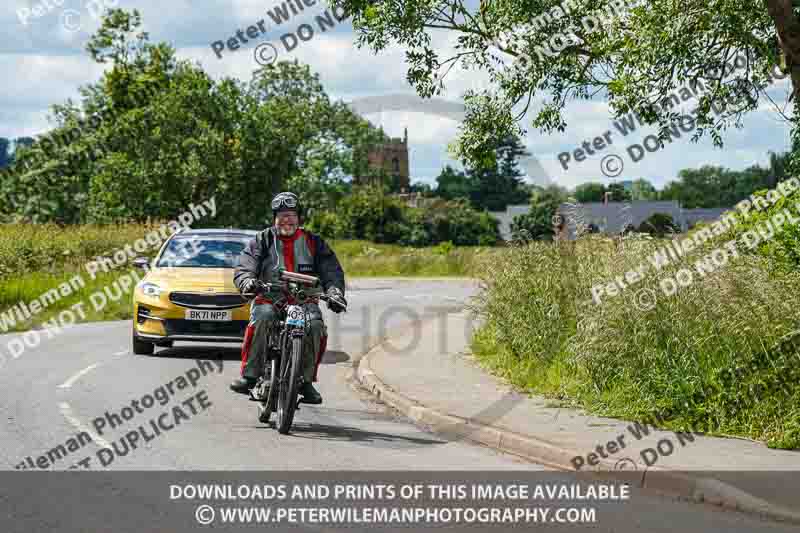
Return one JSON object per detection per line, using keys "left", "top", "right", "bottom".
{"left": 300, "top": 382, "right": 322, "bottom": 404}
{"left": 230, "top": 376, "right": 257, "bottom": 394}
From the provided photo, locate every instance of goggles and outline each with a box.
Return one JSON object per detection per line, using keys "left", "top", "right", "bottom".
{"left": 271, "top": 194, "right": 298, "bottom": 211}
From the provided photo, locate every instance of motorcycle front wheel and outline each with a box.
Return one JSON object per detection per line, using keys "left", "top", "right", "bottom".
{"left": 276, "top": 335, "right": 303, "bottom": 434}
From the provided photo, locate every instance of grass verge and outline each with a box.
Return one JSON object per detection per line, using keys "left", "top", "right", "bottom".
{"left": 470, "top": 232, "right": 800, "bottom": 449}
{"left": 0, "top": 225, "right": 493, "bottom": 333}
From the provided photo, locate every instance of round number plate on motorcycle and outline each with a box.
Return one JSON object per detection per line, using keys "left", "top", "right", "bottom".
{"left": 286, "top": 305, "right": 305, "bottom": 327}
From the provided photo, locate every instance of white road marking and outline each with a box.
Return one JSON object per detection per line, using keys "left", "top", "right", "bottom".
{"left": 58, "top": 402, "right": 112, "bottom": 449}
{"left": 58, "top": 363, "right": 101, "bottom": 389}
{"left": 113, "top": 350, "right": 128, "bottom": 356}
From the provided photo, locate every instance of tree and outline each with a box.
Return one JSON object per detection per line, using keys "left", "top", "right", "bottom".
{"left": 338, "top": 185, "right": 408, "bottom": 243}
{"left": 607, "top": 183, "right": 631, "bottom": 202}
{"left": 498, "top": 134, "right": 529, "bottom": 185}
{"left": 574, "top": 182, "right": 606, "bottom": 202}
{"left": 510, "top": 185, "right": 567, "bottom": 240}
{"left": 659, "top": 180, "right": 684, "bottom": 204}
{"left": 435, "top": 165, "right": 473, "bottom": 200}
{"left": 287, "top": 95, "right": 387, "bottom": 219}
{"left": 0, "top": 8, "right": 385, "bottom": 225}
{"left": 467, "top": 134, "right": 530, "bottom": 211}
{"left": 766, "top": 150, "right": 791, "bottom": 188}
{"left": 658, "top": 159, "right": 792, "bottom": 208}
{"left": 4, "top": 137, "right": 35, "bottom": 167}
{"left": 637, "top": 213, "right": 680, "bottom": 237}
{"left": 408, "top": 181, "right": 433, "bottom": 194}
{"left": 13, "top": 137, "right": 35, "bottom": 149}
{"left": 630, "top": 179, "right": 657, "bottom": 201}
{"left": 660, "top": 165, "right": 758, "bottom": 208}
{"left": 0, "top": 138, "right": 10, "bottom": 168}
{"left": 423, "top": 197, "right": 500, "bottom": 245}
{"left": 435, "top": 134, "right": 529, "bottom": 210}
{"left": 333, "top": 0, "right": 794, "bottom": 170}
{"left": 307, "top": 189, "right": 499, "bottom": 245}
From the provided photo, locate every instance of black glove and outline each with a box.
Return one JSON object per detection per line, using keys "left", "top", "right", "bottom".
{"left": 241, "top": 278, "right": 259, "bottom": 297}
{"left": 326, "top": 287, "right": 347, "bottom": 313}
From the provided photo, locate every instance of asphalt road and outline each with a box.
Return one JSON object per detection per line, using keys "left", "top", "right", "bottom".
{"left": 0, "top": 279, "right": 795, "bottom": 532}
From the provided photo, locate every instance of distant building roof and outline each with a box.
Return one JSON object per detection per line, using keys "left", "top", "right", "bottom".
{"left": 488, "top": 201, "right": 732, "bottom": 241}
{"left": 558, "top": 201, "right": 683, "bottom": 236}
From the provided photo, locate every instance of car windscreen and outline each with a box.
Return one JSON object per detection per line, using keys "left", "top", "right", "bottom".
{"left": 156, "top": 235, "right": 252, "bottom": 268}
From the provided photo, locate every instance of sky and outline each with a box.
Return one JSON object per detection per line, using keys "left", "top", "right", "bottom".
{"left": 1, "top": 0, "right": 795, "bottom": 191}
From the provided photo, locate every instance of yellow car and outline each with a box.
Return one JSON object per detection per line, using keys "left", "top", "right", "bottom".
{"left": 131, "top": 229, "right": 258, "bottom": 355}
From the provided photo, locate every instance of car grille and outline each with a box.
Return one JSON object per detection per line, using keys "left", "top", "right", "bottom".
{"left": 164, "top": 319, "right": 248, "bottom": 337}
{"left": 169, "top": 292, "right": 247, "bottom": 309}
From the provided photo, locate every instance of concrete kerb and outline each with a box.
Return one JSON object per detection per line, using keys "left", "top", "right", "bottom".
{"left": 353, "top": 313, "right": 800, "bottom": 526}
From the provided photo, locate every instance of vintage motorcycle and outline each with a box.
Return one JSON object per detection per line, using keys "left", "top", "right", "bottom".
{"left": 243, "top": 270, "right": 343, "bottom": 434}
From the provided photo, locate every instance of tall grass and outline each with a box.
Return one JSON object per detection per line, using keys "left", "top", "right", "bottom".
{"left": 0, "top": 223, "right": 169, "bottom": 331}
{"left": 471, "top": 234, "right": 800, "bottom": 449}
{"left": 0, "top": 270, "right": 137, "bottom": 331}
{"left": 0, "top": 222, "right": 164, "bottom": 278}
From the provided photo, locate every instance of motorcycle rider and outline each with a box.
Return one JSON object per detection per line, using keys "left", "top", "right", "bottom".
{"left": 230, "top": 192, "right": 347, "bottom": 404}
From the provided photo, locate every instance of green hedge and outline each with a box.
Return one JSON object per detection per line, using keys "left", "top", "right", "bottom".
{"left": 306, "top": 186, "right": 501, "bottom": 246}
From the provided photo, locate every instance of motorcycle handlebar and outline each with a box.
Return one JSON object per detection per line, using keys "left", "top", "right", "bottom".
{"left": 242, "top": 280, "right": 331, "bottom": 301}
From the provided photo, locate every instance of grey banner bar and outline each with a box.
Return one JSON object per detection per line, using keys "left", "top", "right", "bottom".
{"left": 0, "top": 471, "right": 795, "bottom": 532}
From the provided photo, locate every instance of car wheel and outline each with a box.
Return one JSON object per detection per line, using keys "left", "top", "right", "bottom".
{"left": 132, "top": 332, "right": 155, "bottom": 355}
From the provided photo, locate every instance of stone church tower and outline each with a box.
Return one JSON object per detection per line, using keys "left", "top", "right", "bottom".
{"left": 356, "top": 128, "right": 410, "bottom": 192}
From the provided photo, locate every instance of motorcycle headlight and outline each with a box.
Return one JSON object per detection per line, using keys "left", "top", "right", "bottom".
{"left": 138, "top": 282, "right": 163, "bottom": 297}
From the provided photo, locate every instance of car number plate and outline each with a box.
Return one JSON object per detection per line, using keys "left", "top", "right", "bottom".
{"left": 185, "top": 310, "right": 232, "bottom": 321}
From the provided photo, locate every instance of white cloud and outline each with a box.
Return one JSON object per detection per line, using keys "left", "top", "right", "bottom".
{"left": 0, "top": 0, "right": 795, "bottom": 190}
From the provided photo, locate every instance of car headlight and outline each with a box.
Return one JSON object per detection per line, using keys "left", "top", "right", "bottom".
{"left": 138, "top": 282, "right": 164, "bottom": 297}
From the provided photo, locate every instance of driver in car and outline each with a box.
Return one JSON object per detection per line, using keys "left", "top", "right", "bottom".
{"left": 230, "top": 192, "right": 347, "bottom": 404}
